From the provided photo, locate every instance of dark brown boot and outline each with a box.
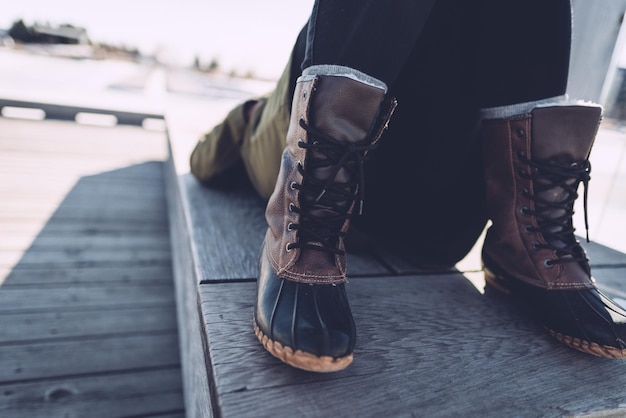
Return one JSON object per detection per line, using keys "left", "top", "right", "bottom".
{"left": 482, "top": 104, "right": 626, "bottom": 358}
{"left": 254, "top": 74, "right": 396, "bottom": 372}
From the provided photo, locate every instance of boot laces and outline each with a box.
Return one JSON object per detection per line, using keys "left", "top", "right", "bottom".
{"left": 518, "top": 152, "right": 591, "bottom": 266}
{"left": 288, "top": 118, "right": 377, "bottom": 257}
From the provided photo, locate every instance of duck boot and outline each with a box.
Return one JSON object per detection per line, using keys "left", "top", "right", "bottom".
{"left": 254, "top": 73, "right": 396, "bottom": 372}
{"left": 481, "top": 104, "right": 626, "bottom": 358}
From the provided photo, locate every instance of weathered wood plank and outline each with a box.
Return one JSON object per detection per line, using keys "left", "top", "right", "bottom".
{"left": 0, "top": 199, "right": 167, "bottom": 215}
{"left": 1, "top": 234, "right": 171, "bottom": 252}
{"left": 0, "top": 211, "right": 167, "bottom": 225}
{"left": 0, "top": 155, "right": 168, "bottom": 180}
{"left": 591, "top": 267, "right": 626, "bottom": 299}
{"left": 0, "top": 248, "right": 171, "bottom": 268}
{"left": 0, "top": 304, "right": 177, "bottom": 344}
{"left": 0, "top": 284, "right": 177, "bottom": 313}
{"left": 0, "top": 156, "right": 166, "bottom": 177}
{"left": 584, "top": 240, "right": 626, "bottom": 266}
{"left": 165, "top": 155, "right": 215, "bottom": 418}
{"left": 0, "top": 219, "right": 169, "bottom": 236}
{"left": 2, "top": 262, "right": 172, "bottom": 279}
{"left": 0, "top": 368, "right": 184, "bottom": 418}
{"left": 0, "top": 332, "right": 180, "bottom": 384}
{"left": 0, "top": 181, "right": 167, "bottom": 199}
{"left": 0, "top": 265, "right": 174, "bottom": 286}
{"left": 197, "top": 276, "right": 626, "bottom": 418}
{"left": 0, "top": 164, "right": 165, "bottom": 181}
{"left": 0, "top": 181, "right": 165, "bottom": 199}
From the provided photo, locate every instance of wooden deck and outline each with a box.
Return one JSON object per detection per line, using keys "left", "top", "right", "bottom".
{"left": 5, "top": 88, "right": 626, "bottom": 417}
{"left": 166, "top": 109, "right": 626, "bottom": 418}
{"left": 0, "top": 116, "right": 185, "bottom": 417}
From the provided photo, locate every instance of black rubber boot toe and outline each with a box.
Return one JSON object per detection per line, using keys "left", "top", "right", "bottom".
{"left": 254, "top": 245, "right": 356, "bottom": 372}
{"left": 484, "top": 251, "right": 626, "bottom": 358}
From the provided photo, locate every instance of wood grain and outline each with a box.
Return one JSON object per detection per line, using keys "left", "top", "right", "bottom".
{"left": 0, "top": 368, "right": 184, "bottom": 418}
{"left": 198, "top": 277, "right": 626, "bottom": 418}
{"left": 0, "top": 116, "right": 184, "bottom": 417}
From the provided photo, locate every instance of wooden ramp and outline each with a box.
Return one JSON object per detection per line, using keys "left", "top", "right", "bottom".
{"left": 166, "top": 115, "right": 626, "bottom": 418}
{"left": 0, "top": 117, "right": 185, "bottom": 417}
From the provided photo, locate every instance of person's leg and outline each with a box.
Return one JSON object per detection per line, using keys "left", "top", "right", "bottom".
{"left": 255, "top": 0, "right": 441, "bottom": 372}
{"left": 302, "top": 0, "right": 437, "bottom": 85}
{"left": 189, "top": 98, "right": 263, "bottom": 188}
{"left": 476, "top": 0, "right": 626, "bottom": 358}
{"left": 189, "top": 26, "right": 306, "bottom": 199}
{"left": 354, "top": 0, "right": 487, "bottom": 268}
{"left": 239, "top": 28, "right": 306, "bottom": 199}
{"left": 473, "top": 0, "right": 571, "bottom": 109}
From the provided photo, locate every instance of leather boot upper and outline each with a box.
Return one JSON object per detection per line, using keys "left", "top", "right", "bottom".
{"left": 264, "top": 75, "right": 396, "bottom": 284}
{"left": 482, "top": 105, "right": 602, "bottom": 290}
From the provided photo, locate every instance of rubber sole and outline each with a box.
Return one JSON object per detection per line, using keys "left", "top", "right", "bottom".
{"left": 253, "top": 319, "right": 353, "bottom": 373}
{"left": 484, "top": 266, "right": 626, "bottom": 359}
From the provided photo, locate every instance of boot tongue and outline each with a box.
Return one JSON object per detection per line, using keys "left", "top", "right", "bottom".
{"left": 299, "top": 76, "right": 385, "bottom": 248}
{"left": 530, "top": 105, "right": 601, "bottom": 253}
{"left": 310, "top": 75, "right": 385, "bottom": 145}
{"left": 306, "top": 75, "right": 385, "bottom": 188}
{"left": 530, "top": 105, "right": 601, "bottom": 161}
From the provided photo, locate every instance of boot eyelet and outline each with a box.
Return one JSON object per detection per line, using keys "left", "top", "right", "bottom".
{"left": 290, "top": 181, "right": 298, "bottom": 190}
{"left": 520, "top": 206, "right": 529, "bottom": 215}
{"left": 289, "top": 203, "right": 295, "bottom": 212}
{"left": 521, "top": 188, "right": 529, "bottom": 197}
{"left": 287, "top": 222, "right": 294, "bottom": 231}
{"left": 517, "top": 151, "right": 526, "bottom": 159}
{"left": 303, "top": 90, "right": 307, "bottom": 99}
{"left": 297, "top": 160, "right": 303, "bottom": 169}
{"left": 516, "top": 128, "right": 525, "bottom": 138}
{"left": 524, "top": 225, "right": 532, "bottom": 233}
{"left": 286, "top": 243, "right": 294, "bottom": 252}
{"left": 544, "top": 259, "right": 555, "bottom": 268}
{"left": 298, "top": 139, "right": 305, "bottom": 147}
{"left": 531, "top": 241, "right": 540, "bottom": 250}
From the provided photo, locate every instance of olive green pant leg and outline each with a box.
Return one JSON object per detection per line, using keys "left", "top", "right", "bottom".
{"left": 240, "top": 59, "right": 293, "bottom": 200}
{"left": 189, "top": 97, "right": 262, "bottom": 184}
{"left": 189, "top": 58, "right": 292, "bottom": 200}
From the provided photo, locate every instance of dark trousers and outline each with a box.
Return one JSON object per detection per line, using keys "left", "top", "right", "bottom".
{"left": 304, "top": 0, "right": 572, "bottom": 107}
{"left": 287, "top": 0, "right": 573, "bottom": 266}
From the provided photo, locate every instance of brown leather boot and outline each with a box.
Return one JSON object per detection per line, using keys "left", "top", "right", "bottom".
{"left": 254, "top": 74, "right": 396, "bottom": 372}
{"left": 482, "top": 104, "right": 626, "bottom": 358}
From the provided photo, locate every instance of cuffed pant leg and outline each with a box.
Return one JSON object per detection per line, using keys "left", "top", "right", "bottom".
{"left": 240, "top": 56, "right": 294, "bottom": 200}
{"left": 191, "top": 26, "right": 305, "bottom": 200}
{"left": 189, "top": 97, "right": 264, "bottom": 184}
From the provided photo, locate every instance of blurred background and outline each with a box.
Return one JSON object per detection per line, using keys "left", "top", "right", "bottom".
{"left": 0, "top": 0, "right": 314, "bottom": 130}
{"left": 1, "top": 0, "right": 314, "bottom": 79}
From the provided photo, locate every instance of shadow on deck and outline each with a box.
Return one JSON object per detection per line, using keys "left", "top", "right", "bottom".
{"left": 0, "top": 117, "right": 185, "bottom": 417}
